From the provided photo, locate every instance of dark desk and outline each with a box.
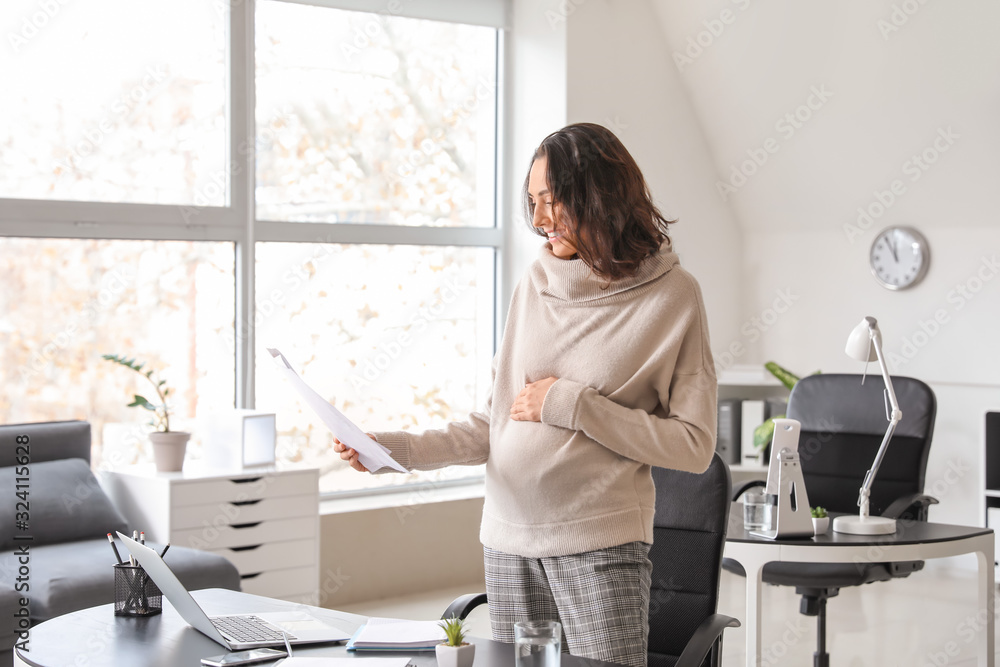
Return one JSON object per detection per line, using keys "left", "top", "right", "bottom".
{"left": 13, "top": 588, "right": 621, "bottom": 667}
{"left": 723, "top": 506, "right": 995, "bottom": 667}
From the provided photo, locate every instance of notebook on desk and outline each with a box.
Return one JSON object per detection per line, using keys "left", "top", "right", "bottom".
{"left": 116, "top": 532, "right": 353, "bottom": 651}
{"left": 346, "top": 617, "right": 447, "bottom": 651}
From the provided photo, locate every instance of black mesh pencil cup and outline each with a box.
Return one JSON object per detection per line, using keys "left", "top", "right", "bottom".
{"left": 113, "top": 563, "right": 162, "bottom": 616}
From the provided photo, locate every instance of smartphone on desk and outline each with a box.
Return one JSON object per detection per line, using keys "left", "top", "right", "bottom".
{"left": 200, "top": 647, "right": 288, "bottom": 666}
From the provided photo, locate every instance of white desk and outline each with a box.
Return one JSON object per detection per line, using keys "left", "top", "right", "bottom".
{"left": 724, "top": 510, "right": 995, "bottom": 667}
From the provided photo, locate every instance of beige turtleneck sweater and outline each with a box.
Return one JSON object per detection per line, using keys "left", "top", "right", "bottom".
{"left": 372, "top": 242, "right": 717, "bottom": 558}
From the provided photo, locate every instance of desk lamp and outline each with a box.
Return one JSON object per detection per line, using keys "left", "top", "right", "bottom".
{"left": 833, "top": 316, "right": 901, "bottom": 535}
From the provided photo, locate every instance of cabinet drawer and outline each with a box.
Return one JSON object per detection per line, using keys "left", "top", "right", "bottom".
{"left": 171, "top": 494, "right": 317, "bottom": 530}
{"left": 240, "top": 565, "right": 317, "bottom": 599}
{"left": 212, "top": 539, "right": 317, "bottom": 575}
{"left": 171, "top": 471, "right": 318, "bottom": 507}
{"left": 172, "top": 516, "right": 317, "bottom": 550}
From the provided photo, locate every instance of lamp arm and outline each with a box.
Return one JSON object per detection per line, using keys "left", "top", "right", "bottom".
{"left": 856, "top": 329, "right": 903, "bottom": 514}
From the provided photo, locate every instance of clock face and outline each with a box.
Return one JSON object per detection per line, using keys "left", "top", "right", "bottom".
{"left": 869, "top": 226, "right": 930, "bottom": 290}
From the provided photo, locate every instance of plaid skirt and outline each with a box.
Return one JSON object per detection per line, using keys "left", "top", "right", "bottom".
{"left": 484, "top": 541, "right": 653, "bottom": 667}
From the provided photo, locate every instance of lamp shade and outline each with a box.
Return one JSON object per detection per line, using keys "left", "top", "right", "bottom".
{"left": 845, "top": 316, "right": 879, "bottom": 362}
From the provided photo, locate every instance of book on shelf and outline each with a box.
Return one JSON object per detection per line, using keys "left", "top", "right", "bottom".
{"left": 716, "top": 398, "right": 741, "bottom": 465}
{"left": 740, "top": 399, "right": 765, "bottom": 464}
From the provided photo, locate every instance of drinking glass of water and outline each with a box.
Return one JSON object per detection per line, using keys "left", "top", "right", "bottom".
{"left": 515, "top": 620, "right": 561, "bottom": 667}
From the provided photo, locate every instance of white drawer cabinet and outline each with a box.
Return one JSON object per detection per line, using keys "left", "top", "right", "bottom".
{"left": 100, "top": 466, "right": 320, "bottom": 604}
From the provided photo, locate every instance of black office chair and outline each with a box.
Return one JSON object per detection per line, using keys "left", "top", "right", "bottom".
{"left": 726, "top": 373, "right": 938, "bottom": 667}
{"left": 444, "top": 454, "right": 740, "bottom": 667}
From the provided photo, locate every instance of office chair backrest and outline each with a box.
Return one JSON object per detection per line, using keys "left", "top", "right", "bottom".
{"left": 787, "top": 374, "right": 936, "bottom": 516}
{"left": 648, "top": 454, "right": 731, "bottom": 667}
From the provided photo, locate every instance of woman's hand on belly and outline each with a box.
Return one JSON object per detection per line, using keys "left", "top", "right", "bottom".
{"left": 510, "top": 376, "right": 558, "bottom": 422}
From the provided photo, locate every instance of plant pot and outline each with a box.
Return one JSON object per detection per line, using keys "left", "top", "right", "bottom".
{"left": 812, "top": 517, "right": 830, "bottom": 535}
{"left": 149, "top": 431, "right": 190, "bottom": 473}
{"left": 436, "top": 642, "right": 475, "bottom": 667}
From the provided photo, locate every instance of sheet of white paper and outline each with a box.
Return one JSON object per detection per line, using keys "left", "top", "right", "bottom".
{"left": 357, "top": 618, "right": 447, "bottom": 644}
{"left": 267, "top": 348, "right": 406, "bottom": 473}
{"left": 278, "top": 659, "right": 412, "bottom": 667}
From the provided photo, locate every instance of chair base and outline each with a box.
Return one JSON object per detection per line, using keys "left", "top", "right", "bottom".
{"left": 797, "top": 587, "right": 838, "bottom": 667}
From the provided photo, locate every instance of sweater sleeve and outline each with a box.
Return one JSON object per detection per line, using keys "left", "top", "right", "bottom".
{"left": 370, "top": 408, "right": 491, "bottom": 473}
{"left": 539, "top": 282, "right": 717, "bottom": 474}
{"left": 370, "top": 357, "right": 496, "bottom": 474}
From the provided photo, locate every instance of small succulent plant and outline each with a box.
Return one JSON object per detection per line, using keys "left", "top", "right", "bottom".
{"left": 811, "top": 506, "right": 828, "bottom": 519}
{"left": 438, "top": 616, "right": 468, "bottom": 647}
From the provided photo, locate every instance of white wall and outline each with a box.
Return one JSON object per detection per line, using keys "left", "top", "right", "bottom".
{"left": 501, "top": 0, "right": 568, "bottom": 312}
{"left": 565, "top": 0, "right": 745, "bottom": 355}
{"left": 652, "top": 0, "right": 1000, "bottom": 527}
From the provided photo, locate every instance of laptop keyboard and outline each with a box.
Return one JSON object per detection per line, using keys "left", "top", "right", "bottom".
{"left": 213, "top": 615, "right": 298, "bottom": 643}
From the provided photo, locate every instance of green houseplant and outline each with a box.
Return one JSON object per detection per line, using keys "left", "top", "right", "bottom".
{"left": 436, "top": 616, "right": 474, "bottom": 667}
{"left": 811, "top": 506, "right": 830, "bottom": 534}
{"left": 752, "top": 361, "right": 821, "bottom": 457}
{"left": 102, "top": 354, "right": 189, "bottom": 472}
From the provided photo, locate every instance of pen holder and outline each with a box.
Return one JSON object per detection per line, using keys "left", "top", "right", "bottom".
{"left": 113, "top": 563, "right": 162, "bottom": 617}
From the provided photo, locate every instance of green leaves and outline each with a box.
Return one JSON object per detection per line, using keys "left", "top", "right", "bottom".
{"left": 438, "top": 617, "right": 467, "bottom": 647}
{"left": 127, "top": 394, "right": 156, "bottom": 411}
{"left": 103, "top": 353, "right": 174, "bottom": 432}
{"left": 753, "top": 415, "right": 784, "bottom": 451}
{"left": 764, "top": 361, "right": 801, "bottom": 391}
{"left": 811, "top": 506, "right": 828, "bottom": 518}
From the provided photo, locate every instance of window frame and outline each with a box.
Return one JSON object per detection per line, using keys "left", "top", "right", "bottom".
{"left": 0, "top": 0, "right": 508, "bottom": 497}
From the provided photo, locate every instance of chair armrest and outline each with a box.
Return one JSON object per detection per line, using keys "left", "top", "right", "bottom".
{"left": 442, "top": 593, "right": 488, "bottom": 620}
{"left": 675, "top": 613, "right": 741, "bottom": 667}
{"left": 732, "top": 480, "right": 766, "bottom": 502}
{"left": 882, "top": 493, "right": 939, "bottom": 520}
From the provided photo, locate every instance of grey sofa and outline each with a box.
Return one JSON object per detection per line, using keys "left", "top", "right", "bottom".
{"left": 0, "top": 421, "right": 241, "bottom": 665}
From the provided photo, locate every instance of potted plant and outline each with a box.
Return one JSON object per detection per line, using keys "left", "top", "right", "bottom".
{"left": 811, "top": 506, "right": 829, "bottom": 535}
{"left": 752, "top": 361, "right": 821, "bottom": 462}
{"left": 436, "top": 616, "right": 475, "bottom": 667}
{"left": 103, "top": 354, "right": 188, "bottom": 472}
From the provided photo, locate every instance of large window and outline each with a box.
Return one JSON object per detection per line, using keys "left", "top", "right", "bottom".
{"left": 255, "top": 2, "right": 497, "bottom": 227}
{"left": 256, "top": 244, "right": 493, "bottom": 493}
{"left": 0, "top": 238, "right": 235, "bottom": 468}
{"left": 0, "top": 0, "right": 505, "bottom": 496}
{"left": 0, "top": 0, "right": 227, "bottom": 205}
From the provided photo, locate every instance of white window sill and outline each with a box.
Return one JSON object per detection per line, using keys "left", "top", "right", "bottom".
{"left": 320, "top": 478, "right": 486, "bottom": 516}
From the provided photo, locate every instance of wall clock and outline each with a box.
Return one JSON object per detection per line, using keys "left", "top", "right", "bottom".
{"left": 869, "top": 226, "right": 930, "bottom": 290}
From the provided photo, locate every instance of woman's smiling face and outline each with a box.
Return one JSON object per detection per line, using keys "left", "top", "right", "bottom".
{"left": 528, "top": 156, "right": 578, "bottom": 259}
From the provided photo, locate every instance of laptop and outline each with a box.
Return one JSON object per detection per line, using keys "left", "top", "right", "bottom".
{"left": 116, "top": 532, "right": 353, "bottom": 650}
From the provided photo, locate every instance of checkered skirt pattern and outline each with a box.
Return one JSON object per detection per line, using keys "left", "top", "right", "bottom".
{"left": 484, "top": 542, "right": 653, "bottom": 667}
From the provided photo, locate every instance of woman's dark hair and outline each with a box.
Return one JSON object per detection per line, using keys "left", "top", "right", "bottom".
{"left": 523, "top": 123, "right": 675, "bottom": 281}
